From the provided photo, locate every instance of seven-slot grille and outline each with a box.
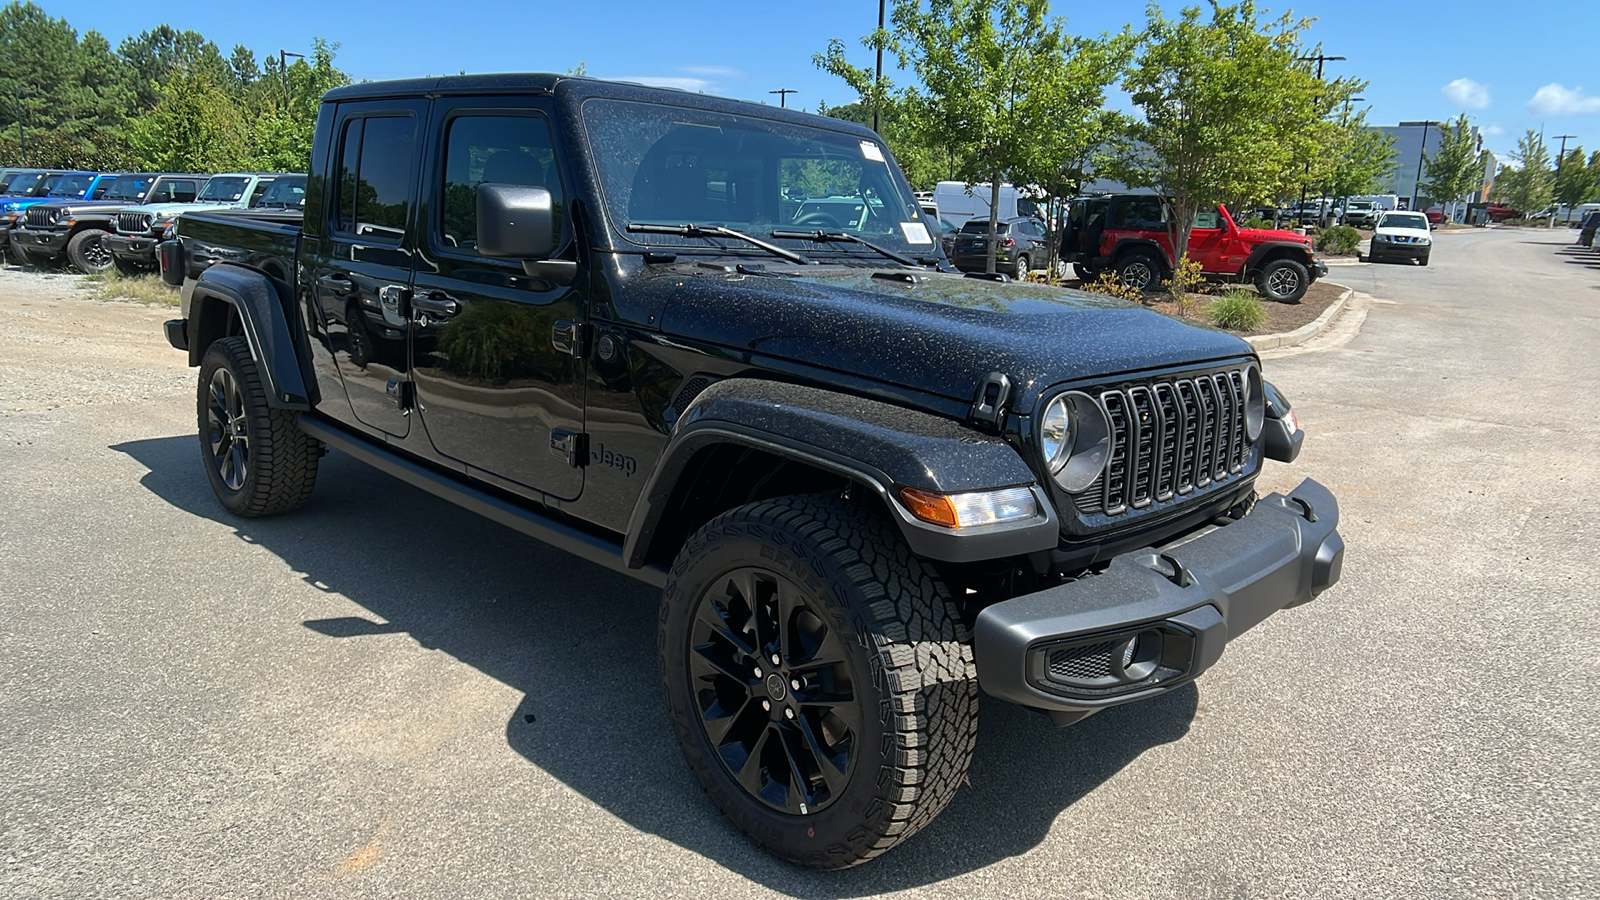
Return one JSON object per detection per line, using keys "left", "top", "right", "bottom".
{"left": 25, "top": 206, "right": 57, "bottom": 227}
{"left": 116, "top": 212, "right": 153, "bottom": 235}
{"left": 1074, "top": 368, "right": 1251, "bottom": 517}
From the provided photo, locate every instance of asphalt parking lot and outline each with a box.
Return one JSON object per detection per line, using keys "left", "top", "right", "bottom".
{"left": 2, "top": 228, "right": 1597, "bottom": 898}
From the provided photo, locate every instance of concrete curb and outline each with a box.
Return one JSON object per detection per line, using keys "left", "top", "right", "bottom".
{"left": 1246, "top": 282, "right": 1354, "bottom": 351}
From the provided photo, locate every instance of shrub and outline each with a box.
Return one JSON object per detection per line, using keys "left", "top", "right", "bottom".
{"left": 1079, "top": 272, "right": 1145, "bottom": 302}
{"left": 1315, "top": 224, "right": 1362, "bottom": 255}
{"left": 1162, "top": 254, "right": 1205, "bottom": 315}
{"left": 1208, "top": 289, "right": 1267, "bottom": 332}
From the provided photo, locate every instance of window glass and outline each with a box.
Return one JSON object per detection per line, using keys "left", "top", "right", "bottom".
{"left": 198, "top": 177, "right": 250, "bottom": 202}
{"left": 439, "top": 114, "right": 563, "bottom": 253}
{"left": 46, "top": 174, "right": 95, "bottom": 197}
{"left": 150, "top": 179, "right": 200, "bottom": 203}
{"left": 90, "top": 177, "right": 116, "bottom": 200}
{"left": 247, "top": 181, "right": 270, "bottom": 206}
{"left": 5, "top": 173, "right": 44, "bottom": 195}
{"left": 1192, "top": 210, "right": 1220, "bottom": 229}
{"left": 103, "top": 176, "right": 153, "bottom": 201}
{"left": 960, "top": 220, "right": 1009, "bottom": 234}
{"left": 335, "top": 116, "right": 414, "bottom": 240}
{"left": 1114, "top": 198, "right": 1164, "bottom": 229}
{"left": 254, "top": 176, "right": 306, "bottom": 208}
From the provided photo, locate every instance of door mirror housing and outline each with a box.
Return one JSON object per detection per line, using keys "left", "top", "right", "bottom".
{"left": 475, "top": 183, "right": 576, "bottom": 285}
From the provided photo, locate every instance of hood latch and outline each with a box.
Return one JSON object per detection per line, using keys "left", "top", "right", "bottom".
{"left": 969, "top": 371, "right": 1013, "bottom": 432}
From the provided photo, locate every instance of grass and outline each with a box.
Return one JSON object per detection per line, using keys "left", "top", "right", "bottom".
{"left": 1207, "top": 288, "right": 1267, "bottom": 331}
{"left": 82, "top": 270, "right": 180, "bottom": 307}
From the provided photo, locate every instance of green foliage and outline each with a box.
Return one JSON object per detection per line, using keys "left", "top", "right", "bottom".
{"left": 1315, "top": 224, "right": 1361, "bottom": 255}
{"left": 1502, "top": 130, "right": 1553, "bottom": 218}
{"left": 0, "top": 3, "right": 348, "bottom": 172}
{"left": 1316, "top": 95, "right": 1396, "bottom": 201}
{"left": 1109, "top": 2, "right": 1329, "bottom": 267}
{"left": 1419, "top": 113, "right": 1480, "bottom": 210}
{"left": 1208, "top": 288, "right": 1267, "bottom": 331}
{"left": 1080, "top": 272, "right": 1145, "bottom": 302}
{"left": 1240, "top": 215, "right": 1274, "bottom": 229}
{"left": 1553, "top": 147, "right": 1591, "bottom": 208}
{"left": 1162, "top": 254, "right": 1204, "bottom": 307}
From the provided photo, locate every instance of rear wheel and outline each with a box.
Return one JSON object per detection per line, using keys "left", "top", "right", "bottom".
{"left": 198, "top": 337, "right": 321, "bottom": 517}
{"left": 1072, "top": 261, "right": 1093, "bottom": 281}
{"left": 66, "top": 228, "right": 114, "bottom": 274}
{"left": 1115, "top": 250, "right": 1162, "bottom": 292}
{"left": 1014, "top": 254, "right": 1030, "bottom": 276}
{"left": 1254, "top": 257, "right": 1310, "bottom": 303}
{"left": 659, "top": 495, "right": 978, "bottom": 868}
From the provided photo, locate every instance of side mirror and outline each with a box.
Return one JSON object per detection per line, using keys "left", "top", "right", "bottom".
{"left": 476, "top": 183, "right": 577, "bottom": 284}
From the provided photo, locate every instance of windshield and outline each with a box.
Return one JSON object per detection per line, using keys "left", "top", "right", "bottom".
{"left": 4, "top": 173, "right": 45, "bottom": 195}
{"left": 253, "top": 176, "right": 306, "bottom": 208}
{"left": 104, "top": 176, "right": 155, "bottom": 201}
{"left": 1347, "top": 201, "right": 1373, "bottom": 210}
{"left": 1381, "top": 213, "right": 1428, "bottom": 230}
{"left": 46, "top": 174, "right": 95, "bottom": 198}
{"left": 197, "top": 176, "right": 250, "bottom": 203}
{"left": 582, "top": 98, "right": 930, "bottom": 254}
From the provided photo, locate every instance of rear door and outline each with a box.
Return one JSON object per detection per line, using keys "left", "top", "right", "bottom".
{"left": 303, "top": 99, "right": 427, "bottom": 439}
{"left": 407, "top": 98, "right": 586, "bottom": 501}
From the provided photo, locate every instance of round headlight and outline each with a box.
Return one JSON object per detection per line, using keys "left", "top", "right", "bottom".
{"left": 1245, "top": 365, "right": 1265, "bottom": 441}
{"left": 1039, "top": 391, "right": 1111, "bottom": 493}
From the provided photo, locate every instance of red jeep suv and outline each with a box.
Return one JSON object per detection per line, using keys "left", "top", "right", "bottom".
{"left": 1063, "top": 194, "right": 1328, "bottom": 302}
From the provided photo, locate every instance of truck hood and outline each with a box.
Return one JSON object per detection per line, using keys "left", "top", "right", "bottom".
{"left": 24, "top": 199, "right": 137, "bottom": 216}
{"left": 124, "top": 201, "right": 241, "bottom": 217}
{"left": 659, "top": 268, "right": 1252, "bottom": 409}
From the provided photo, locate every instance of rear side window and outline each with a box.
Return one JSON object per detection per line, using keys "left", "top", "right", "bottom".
{"left": 1113, "top": 198, "right": 1164, "bottom": 229}
{"left": 335, "top": 116, "right": 416, "bottom": 240}
{"left": 438, "top": 113, "right": 564, "bottom": 254}
{"left": 90, "top": 177, "right": 116, "bottom": 200}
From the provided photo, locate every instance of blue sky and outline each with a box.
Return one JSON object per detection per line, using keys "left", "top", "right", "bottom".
{"left": 37, "top": 0, "right": 1600, "bottom": 162}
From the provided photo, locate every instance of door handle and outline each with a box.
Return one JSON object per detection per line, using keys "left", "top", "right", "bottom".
{"left": 411, "top": 292, "right": 460, "bottom": 317}
{"left": 317, "top": 273, "right": 354, "bottom": 295}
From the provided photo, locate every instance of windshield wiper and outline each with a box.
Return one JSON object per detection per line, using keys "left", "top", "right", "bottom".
{"left": 768, "top": 229, "right": 922, "bottom": 267}
{"left": 628, "top": 222, "right": 811, "bottom": 265}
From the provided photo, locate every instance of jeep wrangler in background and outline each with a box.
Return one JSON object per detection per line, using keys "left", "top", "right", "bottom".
{"left": 10, "top": 173, "right": 202, "bottom": 273}
{"left": 162, "top": 74, "right": 1343, "bottom": 868}
{"left": 1063, "top": 193, "right": 1328, "bottom": 302}
{"left": 106, "top": 172, "right": 286, "bottom": 273}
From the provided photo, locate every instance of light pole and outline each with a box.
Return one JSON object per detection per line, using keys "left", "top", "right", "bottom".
{"left": 279, "top": 50, "right": 305, "bottom": 106}
{"left": 769, "top": 88, "right": 796, "bottom": 109}
{"left": 1552, "top": 133, "right": 1576, "bottom": 216}
{"left": 1410, "top": 120, "right": 1440, "bottom": 211}
{"left": 873, "top": 0, "right": 885, "bottom": 133}
{"left": 1335, "top": 97, "right": 1363, "bottom": 220}
{"left": 1295, "top": 54, "right": 1345, "bottom": 227}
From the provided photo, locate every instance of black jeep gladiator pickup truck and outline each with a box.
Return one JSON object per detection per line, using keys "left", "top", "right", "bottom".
{"left": 162, "top": 74, "right": 1344, "bottom": 869}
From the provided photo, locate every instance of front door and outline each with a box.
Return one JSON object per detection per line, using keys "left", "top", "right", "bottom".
{"left": 1186, "top": 207, "right": 1229, "bottom": 272}
{"left": 408, "top": 100, "right": 585, "bottom": 501}
{"left": 304, "top": 100, "right": 427, "bottom": 439}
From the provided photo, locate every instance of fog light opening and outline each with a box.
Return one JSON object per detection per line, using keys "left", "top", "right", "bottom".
{"left": 1114, "top": 630, "right": 1163, "bottom": 682}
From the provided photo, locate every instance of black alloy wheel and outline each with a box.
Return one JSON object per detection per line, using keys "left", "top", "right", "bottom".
{"left": 660, "top": 495, "right": 978, "bottom": 868}
{"left": 686, "top": 566, "right": 862, "bottom": 817}
{"left": 206, "top": 364, "right": 251, "bottom": 492}
{"left": 197, "top": 336, "right": 321, "bottom": 517}
{"left": 66, "top": 228, "right": 114, "bottom": 273}
{"left": 345, "top": 302, "right": 375, "bottom": 368}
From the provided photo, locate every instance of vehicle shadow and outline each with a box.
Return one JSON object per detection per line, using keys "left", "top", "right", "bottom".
{"left": 113, "top": 435, "right": 1198, "bottom": 892}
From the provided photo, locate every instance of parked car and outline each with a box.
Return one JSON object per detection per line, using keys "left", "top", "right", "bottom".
{"left": 1367, "top": 211, "right": 1433, "bottom": 265}
{"left": 1485, "top": 203, "right": 1522, "bottom": 222}
{"left": 0, "top": 169, "right": 68, "bottom": 198}
{"left": 9, "top": 173, "right": 203, "bottom": 272}
{"left": 1062, "top": 194, "right": 1327, "bottom": 302}
{"left": 950, "top": 215, "right": 1049, "bottom": 275}
{"left": 106, "top": 173, "right": 287, "bottom": 273}
{"left": 248, "top": 173, "right": 308, "bottom": 209}
{"left": 1, "top": 172, "right": 120, "bottom": 263}
{"left": 161, "top": 72, "right": 1342, "bottom": 868}
{"left": 1341, "top": 200, "right": 1378, "bottom": 228}
{"left": 1423, "top": 208, "right": 1446, "bottom": 227}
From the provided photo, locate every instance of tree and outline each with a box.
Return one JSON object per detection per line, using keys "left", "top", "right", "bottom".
{"left": 1419, "top": 113, "right": 1479, "bottom": 216}
{"left": 1552, "top": 146, "right": 1589, "bottom": 209}
{"left": 0, "top": 2, "right": 131, "bottom": 146}
{"left": 1503, "top": 129, "right": 1552, "bottom": 218}
{"left": 880, "top": 0, "right": 1128, "bottom": 273}
{"left": 125, "top": 65, "right": 250, "bottom": 172}
{"left": 117, "top": 24, "right": 226, "bottom": 111}
{"left": 1110, "top": 2, "right": 1326, "bottom": 267}
{"left": 1316, "top": 95, "right": 1396, "bottom": 205}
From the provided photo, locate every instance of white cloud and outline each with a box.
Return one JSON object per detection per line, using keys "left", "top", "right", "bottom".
{"left": 1483, "top": 123, "right": 1505, "bottom": 136}
{"left": 682, "top": 65, "right": 745, "bottom": 79}
{"left": 612, "top": 76, "right": 714, "bottom": 92}
{"left": 1442, "top": 78, "right": 1490, "bottom": 109}
{"left": 1528, "top": 83, "right": 1600, "bottom": 115}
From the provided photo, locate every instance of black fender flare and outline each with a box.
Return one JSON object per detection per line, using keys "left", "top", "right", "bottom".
{"left": 623, "top": 378, "right": 1059, "bottom": 568}
{"left": 186, "top": 263, "right": 314, "bottom": 409}
{"left": 1105, "top": 238, "right": 1170, "bottom": 271}
{"left": 1243, "top": 241, "right": 1312, "bottom": 275}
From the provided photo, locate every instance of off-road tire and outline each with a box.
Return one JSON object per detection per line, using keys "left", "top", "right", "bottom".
{"left": 1072, "top": 261, "right": 1094, "bottom": 281}
{"left": 66, "top": 228, "right": 114, "bottom": 274}
{"left": 1115, "top": 250, "right": 1162, "bottom": 292}
{"left": 197, "top": 337, "right": 321, "bottom": 517}
{"left": 659, "top": 494, "right": 979, "bottom": 869}
{"left": 1254, "top": 257, "right": 1310, "bottom": 303}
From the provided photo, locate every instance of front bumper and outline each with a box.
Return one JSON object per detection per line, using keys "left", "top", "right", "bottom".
{"left": 973, "top": 478, "right": 1342, "bottom": 721}
{"left": 1368, "top": 241, "right": 1428, "bottom": 261}
{"left": 12, "top": 226, "right": 71, "bottom": 257}
{"left": 105, "top": 233, "right": 160, "bottom": 265}
{"left": 1310, "top": 259, "right": 1329, "bottom": 279}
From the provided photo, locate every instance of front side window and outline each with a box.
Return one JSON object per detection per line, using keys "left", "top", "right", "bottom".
{"left": 439, "top": 113, "right": 564, "bottom": 254}
{"left": 104, "top": 176, "right": 154, "bottom": 202}
{"left": 583, "top": 98, "right": 928, "bottom": 254}
{"left": 90, "top": 176, "right": 117, "bottom": 200}
{"left": 197, "top": 177, "right": 250, "bottom": 203}
{"left": 254, "top": 176, "right": 307, "bottom": 208}
{"left": 1192, "top": 210, "right": 1220, "bottom": 229}
{"left": 335, "top": 116, "right": 414, "bottom": 240}
{"left": 149, "top": 179, "right": 200, "bottom": 203}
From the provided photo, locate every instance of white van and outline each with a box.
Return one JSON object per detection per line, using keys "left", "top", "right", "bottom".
{"left": 1350, "top": 194, "right": 1400, "bottom": 212}
{"left": 932, "top": 181, "right": 1040, "bottom": 228}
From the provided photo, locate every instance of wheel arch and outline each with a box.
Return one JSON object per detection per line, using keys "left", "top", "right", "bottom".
{"left": 185, "top": 263, "right": 315, "bottom": 409}
{"left": 624, "top": 378, "right": 1058, "bottom": 570}
{"left": 1243, "top": 241, "right": 1313, "bottom": 275}
{"left": 1108, "top": 238, "right": 1170, "bottom": 271}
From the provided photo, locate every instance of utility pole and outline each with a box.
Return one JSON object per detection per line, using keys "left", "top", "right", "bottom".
{"left": 279, "top": 50, "right": 305, "bottom": 106}
{"left": 1552, "top": 133, "right": 1576, "bottom": 215}
{"left": 873, "top": 0, "right": 885, "bottom": 133}
{"left": 1410, "top": 120, "right": 1440, "bottom": 211}
{"left": 768, "top": 88, "right": 797, "bottom": 109}
{"left": 1295, "top": 54, "right": 1345, "bottom": 228}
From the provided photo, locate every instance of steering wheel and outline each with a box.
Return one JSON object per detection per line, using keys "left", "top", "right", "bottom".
{"left": 791, "top": 213, "right": 844, "bottom": 229}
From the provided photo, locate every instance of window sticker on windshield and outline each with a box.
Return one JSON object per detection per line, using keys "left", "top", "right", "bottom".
{"left": 900, "top": 221, "right": 932, "bottom": 244}
{"left": 860, "top": 141, "right": 885, "bottom": 163}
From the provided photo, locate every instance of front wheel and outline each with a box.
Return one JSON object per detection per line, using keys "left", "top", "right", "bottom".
{"left": 66, "top": 228, "right": 114, "bottom": 274}
{"left": 1254, "top": 257, "right": 1310, "bottom": 303}
{"left": 198, "top": 337, "right": 322, "bottom": 517}
{"left": 659, "top": 495, "right": 978, "bottom": 868}
{"left": 112, "top": 255, "right": 144, "bottom": 276}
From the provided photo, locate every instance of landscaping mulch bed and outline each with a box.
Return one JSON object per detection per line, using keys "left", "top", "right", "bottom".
{"left": 1057, "top": 277, "right": 1346, "bottom": 337}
